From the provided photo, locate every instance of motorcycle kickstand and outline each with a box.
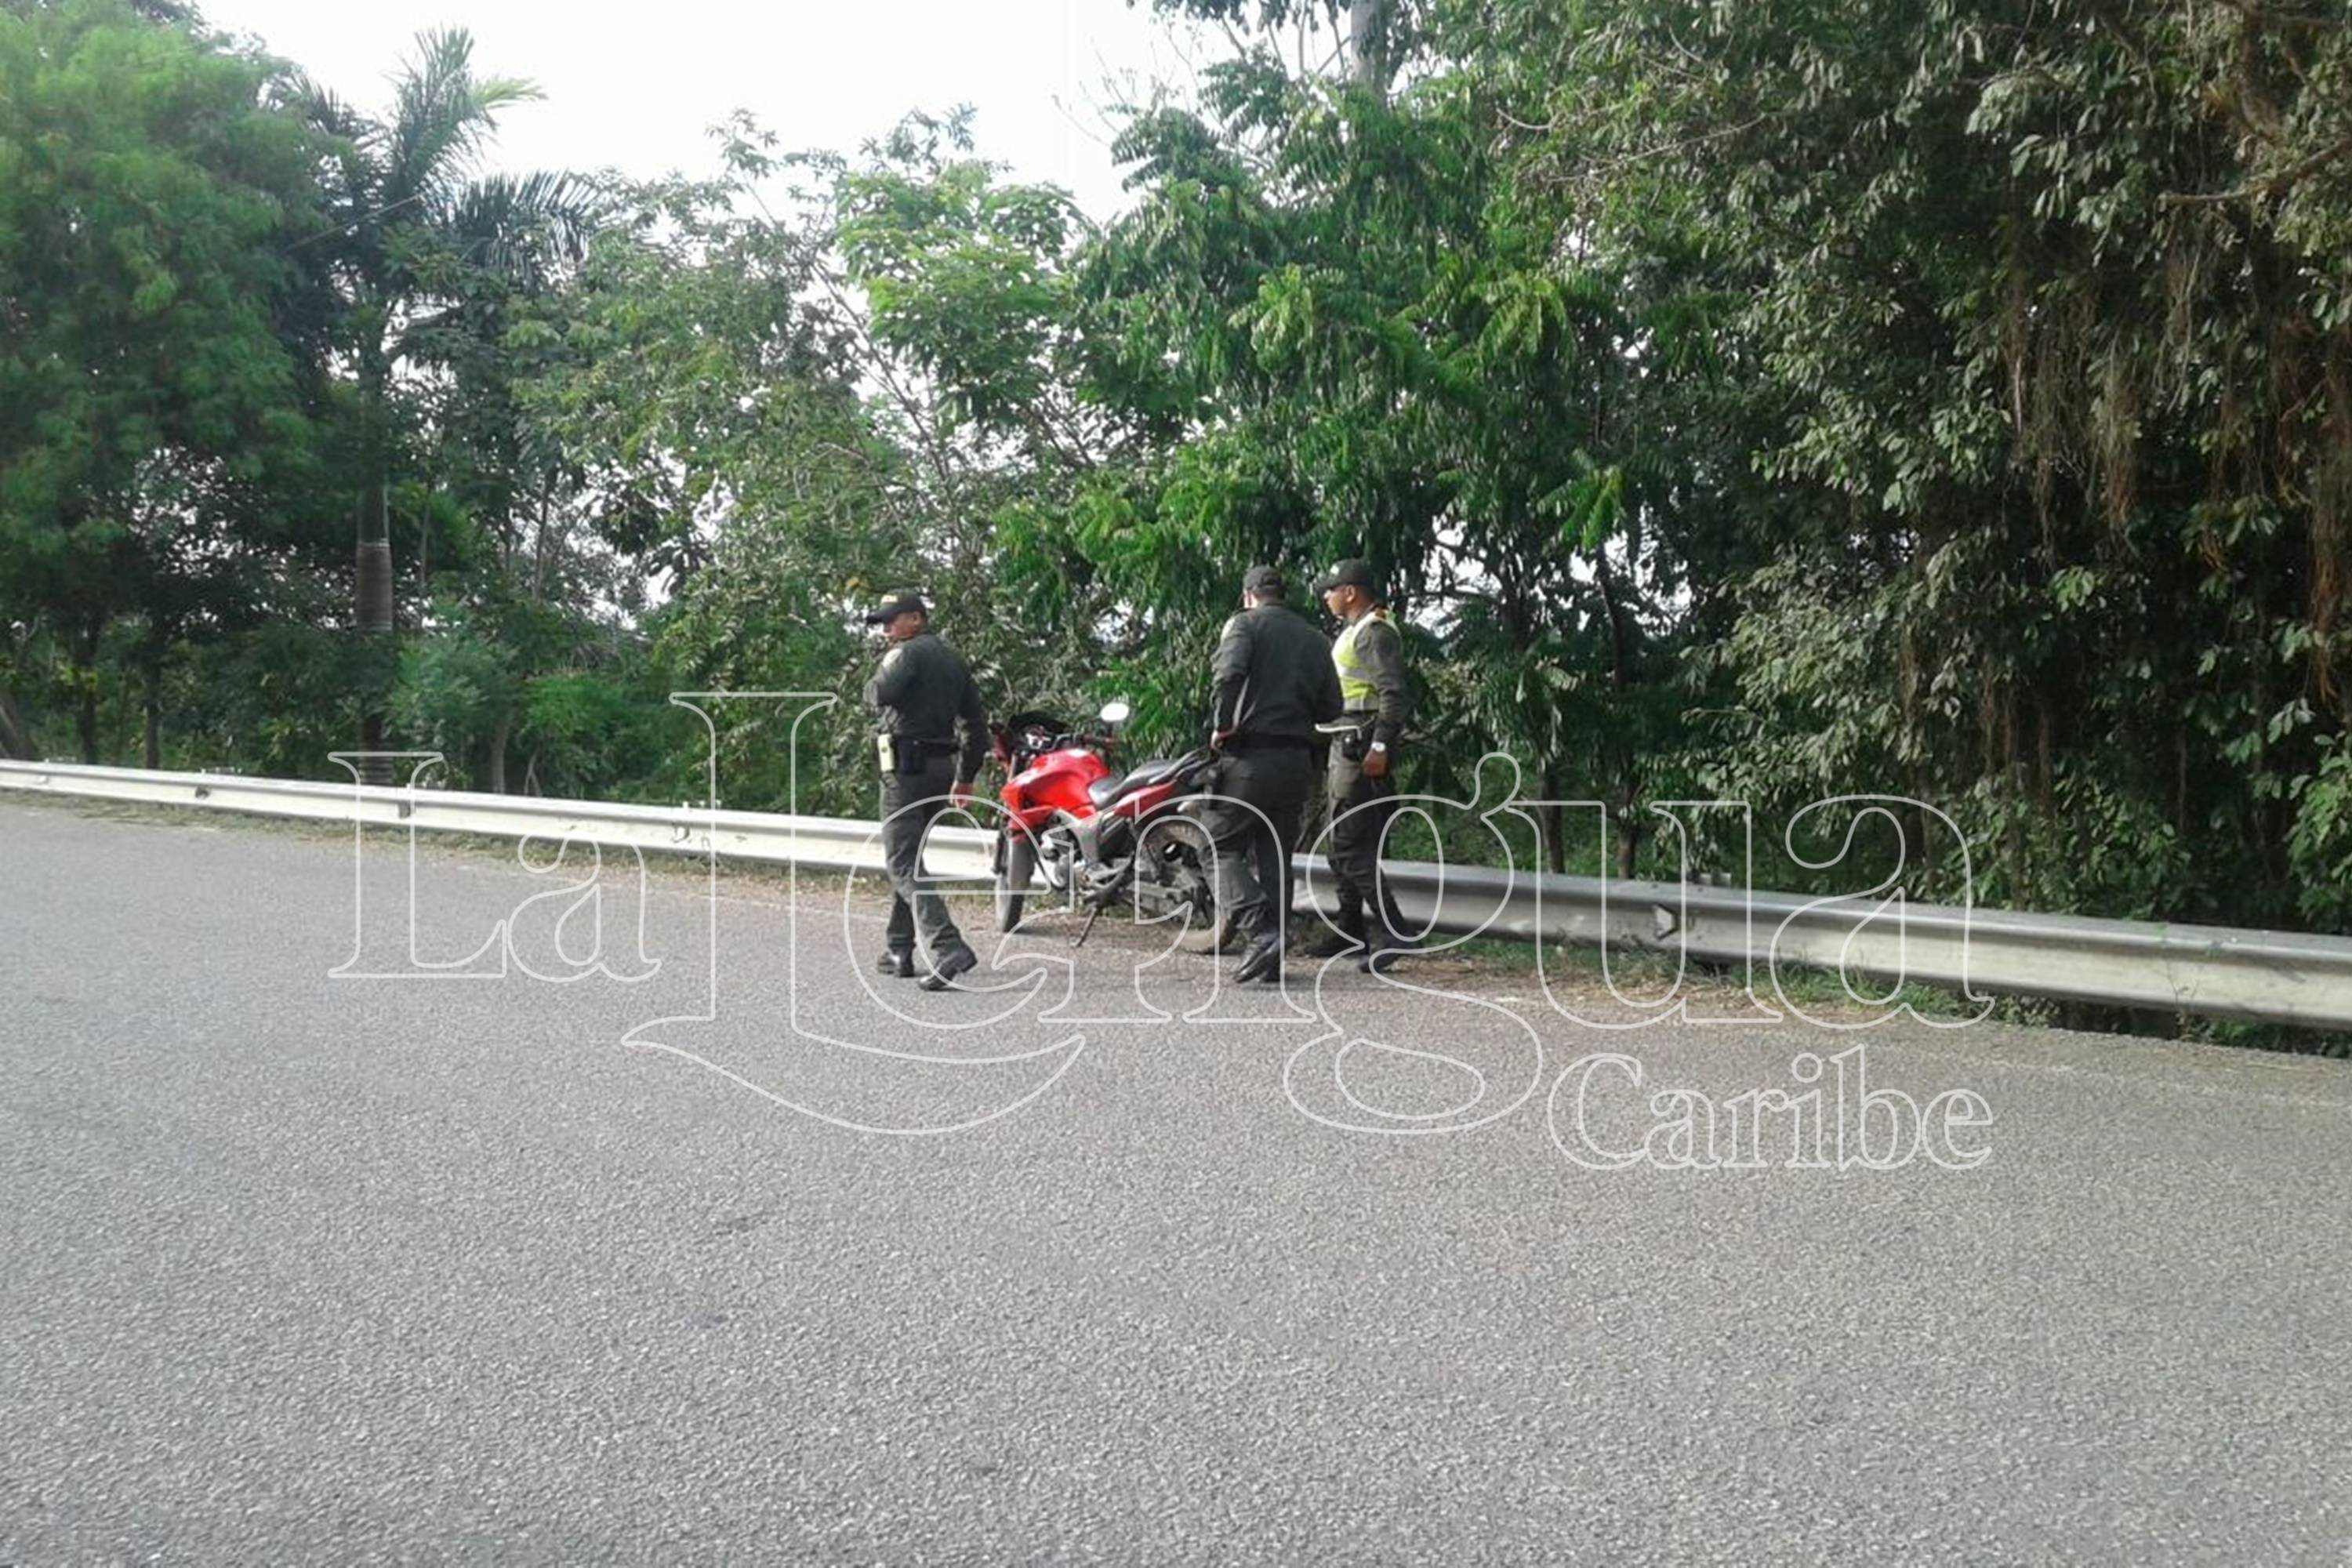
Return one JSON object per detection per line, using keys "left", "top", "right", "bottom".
{"left": 1072, "top": 904, "right": 1105, "bottom": 949}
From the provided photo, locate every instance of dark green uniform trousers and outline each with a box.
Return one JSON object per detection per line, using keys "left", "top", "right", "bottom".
{"left": 880, "top": 757, "right": 972, "bottom": 963}
{"left": 1203, "top": 745, "right": 1316, "bottom": 943}
{"left": 1327, "top": 750, "right": 1412, "bottom": 943}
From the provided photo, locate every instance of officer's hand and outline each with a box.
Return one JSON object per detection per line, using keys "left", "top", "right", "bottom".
{"left": 1362, "top": 747, "right": 1389, "bottom": 779}
{"left": 1210, "top": 728, "right": 1233, "bottom": 754}
{"left": 949, "top": 780, "right": 974, "bottom": 808}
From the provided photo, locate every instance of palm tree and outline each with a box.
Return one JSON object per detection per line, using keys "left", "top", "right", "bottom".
{"left": 283, "top": 28, "right": 598, "bottom": 780}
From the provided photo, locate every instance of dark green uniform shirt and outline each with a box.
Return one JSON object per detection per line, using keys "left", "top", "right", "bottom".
{"left": 1210, "top": 602, "right": 1344, "bottom": 743}
{"left": 864, "top": 631, "right": 989, "bottom": 783}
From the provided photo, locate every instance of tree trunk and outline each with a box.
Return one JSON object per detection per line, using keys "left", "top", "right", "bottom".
{"left": 134, "top": 625, "right": 169, "bottom": 770}
{"left": 0, "top": 685, "right": 30, "bottom": 760}
{"left": 356, "top": 351, "right": 396, "bottom": 785}
{"left": 486, "top": 710, "right": 513, "bottom": 795}
{"left": 1537, "top": 788, "right": 1566, "bottom": 880}
{"left": 531, "top": 485, "right": 556, "bottom": 603}
{"left": 1592, "top": 547, "right": 1642, "bottom": 882}
{"left": 1614, "top": 802, "right": 1642, "bottom": 881}
{"left": 72, "top": 615, "right": 103, "bottom": 764}
{"left": 143, "top": 668, "right": 162, "bottom": 770}
{"left": 1348, "top": 0, "right": 1388, "bottom": 93}
{"left": 2002, "top": 679, "right": 2024, "bottom": 892}
{"left": 2175, "top": 729, "right": 2189, "bottom": 838}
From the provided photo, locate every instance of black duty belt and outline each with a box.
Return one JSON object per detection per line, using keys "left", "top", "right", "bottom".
{"left": 881, "top": 735, "right": 957, "bottom": 764}
{"left": 1224, "top": 734, "right": 1316, "bottom": 752}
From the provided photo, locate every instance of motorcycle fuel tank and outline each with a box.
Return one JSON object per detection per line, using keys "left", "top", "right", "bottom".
{"left": 1008, "top": 745, "right": 1111, "bottom": 817}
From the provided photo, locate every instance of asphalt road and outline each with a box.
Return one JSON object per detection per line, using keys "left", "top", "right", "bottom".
{"left": 5, "top": 800, "right": 2350, "bottom": 1565}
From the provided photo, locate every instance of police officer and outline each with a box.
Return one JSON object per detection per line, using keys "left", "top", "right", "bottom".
{"left": 1308, "top": 557, "right": 1419, "bottom": 972}
{"left": 862, "top": 589, "right": 989, "bottom": 991}
{"left": 1204, "top": 564, "right": 1343, "bottom": 984}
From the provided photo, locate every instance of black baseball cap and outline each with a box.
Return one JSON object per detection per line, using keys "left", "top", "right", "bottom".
{"left": 862, "top": 589, "right": 928, "bottom": 625}
{"left": 1312, "top": 557, "right": 1377, "bottom": 594}
{"left": 1242, "top": 564, "right": 1287, "bottom": 598}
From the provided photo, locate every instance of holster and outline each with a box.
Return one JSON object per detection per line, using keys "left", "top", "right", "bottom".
{"left": 881, "top": 735, "right": 933, "bottom": 775}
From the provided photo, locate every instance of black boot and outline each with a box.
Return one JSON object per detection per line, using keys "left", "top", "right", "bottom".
{"left": 1298, "top": 926, "right": 1374, "bottom": 964}
{"left": 1299, "top": 896, "right": 1366, "bottom": 958}
{"left": 918, "top": 946, "right": 979, "bottom": 992}
{"left": 876, "top": 949, "right": 915, "bottom": 979}
{"left": 1233, "top": 932, "right": 1283, "bottom": 984}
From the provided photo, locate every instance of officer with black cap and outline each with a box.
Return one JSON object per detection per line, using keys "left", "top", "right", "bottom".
{"left": 1309, "top": 557, "right": 1418, "bottom": 971}
{"left": 1204, "top": 564, "right": 1343, "bottom": 983}
{"left": 862, "top": 588, "right": 989, "bottom": 991}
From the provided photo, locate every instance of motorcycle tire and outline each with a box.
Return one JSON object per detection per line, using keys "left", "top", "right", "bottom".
{"left": 996, "top": 828, "right": 1036, "bottom": 932}
{"left": 1144, "top": 816, "right": 1214, "bottom": 922}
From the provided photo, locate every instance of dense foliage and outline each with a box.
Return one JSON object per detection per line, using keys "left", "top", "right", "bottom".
{"left": 5, "top": 0, "right": 2349, "bottom": 964}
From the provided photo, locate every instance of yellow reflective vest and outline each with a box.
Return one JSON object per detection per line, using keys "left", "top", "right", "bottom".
{"left": 1333, "top": 608, "right": 1392, "bottom": 707}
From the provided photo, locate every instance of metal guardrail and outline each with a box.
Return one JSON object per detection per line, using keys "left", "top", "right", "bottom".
{"left": 1344, "top": 862, "right": 2352, "bottom": 1032}
{"left": 7, "top": 759, "right": 2350, "bottom": 1032}
{"left": 0, "top": 758, "right": 992, "bottom": 877}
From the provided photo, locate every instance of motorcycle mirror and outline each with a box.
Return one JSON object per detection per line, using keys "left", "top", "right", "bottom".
{"left": 1098, "top": 699, "right": 1133, "bottom": 726}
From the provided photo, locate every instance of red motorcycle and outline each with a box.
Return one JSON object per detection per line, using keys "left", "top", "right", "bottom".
{"left": 989, "top": 699, "right": 1218, "bottom": 938}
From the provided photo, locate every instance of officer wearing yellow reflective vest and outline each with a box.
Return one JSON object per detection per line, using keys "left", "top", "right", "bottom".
{"left": 1307, "top": 558, "right": 1419, "bottom": 971}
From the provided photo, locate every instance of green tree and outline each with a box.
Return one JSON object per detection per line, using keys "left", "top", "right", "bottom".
{"left": 1066, "top": 34, "right": 1725, "bottom": 871}
{"left": 282, "top": 27, "right": 597, "bottom": 775}
{"left": 515, "top": 128, "right": 916, "bottom": 815}
{"left": 0, "top": 0, "right": 328, "bottom": 762}
{"left": 1494, "top": 0, "right": 2352, "bottom": 924}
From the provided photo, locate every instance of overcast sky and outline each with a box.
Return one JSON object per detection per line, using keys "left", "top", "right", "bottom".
{"left": 202, "top": 0, "right": 1218, "bottom": 218}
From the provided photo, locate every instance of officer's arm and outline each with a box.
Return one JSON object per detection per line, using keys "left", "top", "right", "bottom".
{"left": 1210, "top": 615, "right": 1253, "bottom": 734}
{"left": 956, "top": 673, "right": 989, "bottom": 786}
{"left": 867, "top": 644, "right": 913, "bottom": 710}
{"left": 1364, "top": 619, "right": 1410, "bottom": 746}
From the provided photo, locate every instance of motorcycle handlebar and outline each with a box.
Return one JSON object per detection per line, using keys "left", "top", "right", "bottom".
{"left": 1000, "top": 729, "right": 1115, "bottom": 764}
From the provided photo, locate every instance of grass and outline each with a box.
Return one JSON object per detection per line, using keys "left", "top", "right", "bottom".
{"left": 1418, "top": 931, "right": 1987, "bottom": 1025}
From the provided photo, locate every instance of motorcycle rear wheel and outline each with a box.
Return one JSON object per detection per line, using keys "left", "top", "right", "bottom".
{"left": 1143, "top": 816, "right": 1215, "bottom": 924}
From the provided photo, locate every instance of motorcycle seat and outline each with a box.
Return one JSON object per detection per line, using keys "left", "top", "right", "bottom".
{"left": 1087, "top": 757, "right": 1185, "bottom": 808}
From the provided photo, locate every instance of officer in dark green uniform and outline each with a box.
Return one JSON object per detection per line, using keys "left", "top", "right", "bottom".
{"left": 1204, "top": 564, "right": 1344, "bottom": 984}
{"left": 862, "top": 590, "right": 989, "bottom": 991}
{"left": 1308, "top": 557, "right": 1419, "bottom": 972}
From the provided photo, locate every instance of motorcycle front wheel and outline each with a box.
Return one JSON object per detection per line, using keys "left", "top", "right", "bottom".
{"left": 996, "top": 828, "right": 1036, "bottom": 932}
